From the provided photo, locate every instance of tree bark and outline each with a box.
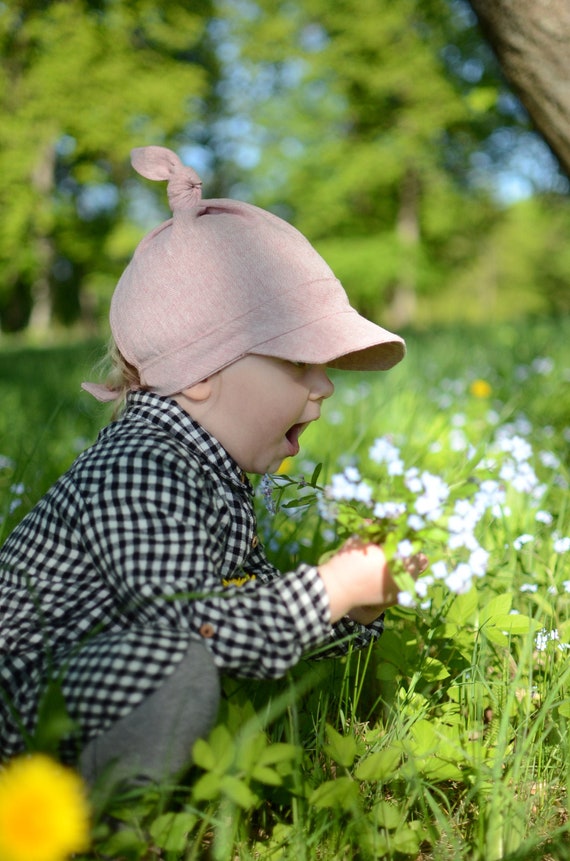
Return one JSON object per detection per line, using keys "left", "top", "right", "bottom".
{"left": 468, "top": 0, "right": 570, "bottom": 178}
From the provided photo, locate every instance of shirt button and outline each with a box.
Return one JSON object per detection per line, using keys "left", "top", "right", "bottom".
{"left": 240, "top": 471, "right": 247, "bottom": 483}
{"left": 199, "top": 623, "right": 215, "bottom": 639}
{"left": 251, "top": 535, "right": 259, "bottom": 548}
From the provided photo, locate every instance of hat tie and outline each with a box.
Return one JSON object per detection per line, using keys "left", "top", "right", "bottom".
{"left": 130, "top": 145, "right": 203, "bottom": 212}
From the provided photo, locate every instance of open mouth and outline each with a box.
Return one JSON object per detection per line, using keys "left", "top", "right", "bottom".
{"left": 285, "top": 422, "right": 308, "bottom": 456}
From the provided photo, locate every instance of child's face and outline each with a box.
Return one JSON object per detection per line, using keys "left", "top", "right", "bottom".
{"left": 176, "top": 355, "right": 335, "bottom": 474}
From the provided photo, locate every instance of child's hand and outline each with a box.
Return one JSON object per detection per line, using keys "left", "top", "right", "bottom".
{"left": 317, "top": 538, "right": 428, "bottom": 625}
{"left": 347, "top": 550, "right": 428, "bottom": 624}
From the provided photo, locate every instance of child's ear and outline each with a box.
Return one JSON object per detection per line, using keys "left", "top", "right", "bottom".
{"left": 179, "top": 379, "right": 213, "bottom": 402}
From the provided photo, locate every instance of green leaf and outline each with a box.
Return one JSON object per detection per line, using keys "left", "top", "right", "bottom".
{"left": 323, "top": 723, "right": 358, "bottom": 767}
{"left": 420, "top": 656, "right": 450, "bottom": 682}
{"left": 310, "top": 462, "right": 323, "bottom": 486}
{"left": 372, "top": 800, "right": 403, "bottom": 829}
{"left": 149, "top": 812, "right": 198, "bottom": 852}
{"left": 479, "top": 593, "right": 513, "bottom": 626}
{"left": 492, "top": 613, "right": 534, "bottom": 635}
{"left": 220, "top": 775, "right": 258, "bottom": 809}
{"left": 446, "top": 588, "right": 479, "bottom": 625}
{"left": 258, "top": 742, "right": 300, "bottom": 766}
{"left": 193, "top": 724, "right": 235, "bottom": 774}
{"left": 309, "top": 777, "right": 360, "bottom": 810}
{"left": 191, "top": 772, "right": 222, "bottom": 802}
{"left": 393, "top": 825, "right": 421, "bottom": 855}
{"left": 251, "top": 764, "right": 283, "bottom": 786}
{"left": 32, "top": 680, "right": 78, "bottom": 752}
{"left": 191, "top": 737, "right": 217, "bottom": 772}
{"left": 98, "top": 827, "right": 147, "bottom": 860}
{"left": 354, "top": 747, "right": 402, "bottom": 781}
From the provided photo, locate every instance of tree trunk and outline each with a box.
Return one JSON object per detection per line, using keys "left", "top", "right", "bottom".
{"left": 468, "top": 0, "right": 570, "bottom": 178}
{"left": 389, "top": 169, "right": 419, "bottom": 328}
{"left": 28, "top": 143, "right": 56, "bottom": 334}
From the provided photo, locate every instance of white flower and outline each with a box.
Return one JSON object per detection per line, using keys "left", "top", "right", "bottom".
{"left": 531, "top": 356, "right": 554, "bottom": 375}
{"left": 397, "top": 590, "right": 417, "bottom": 608}
{"left": 475, "top": 480, "right": 506, "bottom": 512}
{"left": 554, "top": 537, "right": 570, "bottom": 554}
{"left": 387, "top": 457, "right": 405, "bottom": 476}
{"left": 404, "top": 468, "right": 423, "bottom": 494}
{"left": 539, "top": 451, "right": 561, "bottom": 469}
{"left": 561, "top": 580, "right": 570, "bottom": 593}
{"left": 535, "top": 628, "right": 562, "bottom": 651}
{"left": 369, "top": 437, "right": 401, "bottom": 467}
{"left": 407, "top": 514, "right": 425, "bottom": 531}
{"left": 496, "top": 434, "right": 533, "bottom": 463}
{"left": 445, "top": 563, "right": 473, "bottom": 594}
{"left": 431, "top": 560, "right": 448, "bottom": 580}
{"left": 327, "top": 470, "right": 373, "bottom": 504}
{"left": 535, "top": 510, "right": 554, "bottom": 525}
{"left": 513, "top": 534, "right": 534, "bottom": 550}
{"left": 317, "top": 497, "right": 338, "bottom": 523}
{"left": 344, "top": 466, "right": 361, "bottom": 483}
{"left": 500, "top": 460, "right": 540, "bottom": 494}
{"left": 448, "top": 529, "right": 480, "bottom": 551}
{"left": 415, "top": 576, "right": 434, "bottom": 599}
{"left": 520, "top": 583, "right": 538, "bottom": 593}
{"left": 373, "top": 501, "right": 406, "bottom": 520}
{"left": 414, "top": 472, "right": 450, "bottom": 522}
{"left": 397, "top": 539, "right": 414, "bottom": 559}
{"left": 450, "top": 429, "right": 469, "bottom": 451}
{"left": 469, "top": 547, "right": 489, "bottom": 577}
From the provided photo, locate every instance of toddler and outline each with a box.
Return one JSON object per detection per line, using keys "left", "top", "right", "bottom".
{"left": 0, "top": 146, "right": 423, "bottom": 785}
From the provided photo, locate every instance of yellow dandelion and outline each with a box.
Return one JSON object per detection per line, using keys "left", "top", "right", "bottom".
{"left": 277, "top": 459, "right": 293, "bottom": 475}
{"left": 469, "top": 379, "right": 492, "bottom": 399}
{"left": 0, "top": 754, "right": 90, "bottom": 861}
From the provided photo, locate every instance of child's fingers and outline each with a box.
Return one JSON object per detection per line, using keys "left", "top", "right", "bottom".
{"left": 402, "top": 552, "right": 429, "bottom": 578}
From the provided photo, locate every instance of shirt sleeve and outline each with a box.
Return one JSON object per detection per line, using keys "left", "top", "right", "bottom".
{"left": 245, "top": 538, "right": 385, "bottom": 658}
{"left": 79, "top": 445, "right": 334, "bottom": 679}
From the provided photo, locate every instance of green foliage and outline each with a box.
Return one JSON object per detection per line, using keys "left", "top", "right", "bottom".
{"left": 2, "top": 318, "right": 570, "bottom": 859}
{"left": 1, "top": 0, "right": 568, "bottom": 338}
{"left": 0, "top": 0, "right": 215, "bottom": 330}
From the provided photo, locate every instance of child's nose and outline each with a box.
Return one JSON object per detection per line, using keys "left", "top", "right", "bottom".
{"left": 310, "top": 365, "right": 335, "bottom": 400}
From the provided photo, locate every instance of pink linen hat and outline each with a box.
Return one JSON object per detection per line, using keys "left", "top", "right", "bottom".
{"left": 83, "top": 145, "right": 405, "bottom": 400}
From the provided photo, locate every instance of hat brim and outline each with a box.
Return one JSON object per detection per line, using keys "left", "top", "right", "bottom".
{"left": 248, "top": 308, "right": 405, "bottom": 372}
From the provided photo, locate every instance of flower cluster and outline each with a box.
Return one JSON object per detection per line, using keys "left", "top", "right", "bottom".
{"left": 309, "top": 418, "right": 567, "bottom": 609}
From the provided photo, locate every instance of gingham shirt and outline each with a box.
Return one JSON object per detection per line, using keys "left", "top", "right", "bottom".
{"left": 0, "top": 391, "right": 383, "bottom": 759}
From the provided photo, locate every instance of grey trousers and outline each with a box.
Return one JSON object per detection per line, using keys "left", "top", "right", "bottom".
{"left": 78, "top": 641, "right": 220, "bottom": 786}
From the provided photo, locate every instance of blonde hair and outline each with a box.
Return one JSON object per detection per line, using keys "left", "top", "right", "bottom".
{"left": 97, "top": 339, "right": 147, "bottom": 413}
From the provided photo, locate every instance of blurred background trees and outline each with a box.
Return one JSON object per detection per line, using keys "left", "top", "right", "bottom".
{"left": 0, "top": 0, "right": 568, "bottom": 338}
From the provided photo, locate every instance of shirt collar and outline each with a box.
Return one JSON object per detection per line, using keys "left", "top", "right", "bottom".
{"left": 123, "top": 390, "right": 253, "bottom": 492}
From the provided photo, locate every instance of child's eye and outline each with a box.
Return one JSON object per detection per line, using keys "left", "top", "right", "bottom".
{"left": 292, "top": 361, "right": 308, "bottom": 369}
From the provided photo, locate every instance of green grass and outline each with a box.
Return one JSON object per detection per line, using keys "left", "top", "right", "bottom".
{"left": 1, "top": 316, "right": 569, "bottom": 860}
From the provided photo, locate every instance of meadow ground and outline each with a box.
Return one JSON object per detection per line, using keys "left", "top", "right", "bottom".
{"left": 0, "top": 316, "right": 569, "bottom": 860}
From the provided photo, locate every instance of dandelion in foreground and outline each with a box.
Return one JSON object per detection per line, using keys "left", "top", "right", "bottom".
{"left": 0, "top": 754, "right": 90, "bottom": 861}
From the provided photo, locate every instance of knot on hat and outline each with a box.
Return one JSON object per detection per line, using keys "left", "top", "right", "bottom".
{"left": 130, "top": 145, "right": 203, "bottom": 212}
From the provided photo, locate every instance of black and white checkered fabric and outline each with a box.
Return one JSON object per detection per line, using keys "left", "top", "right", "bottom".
{"left": 0, "top": 391, "right": 383, "bottom": 760}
